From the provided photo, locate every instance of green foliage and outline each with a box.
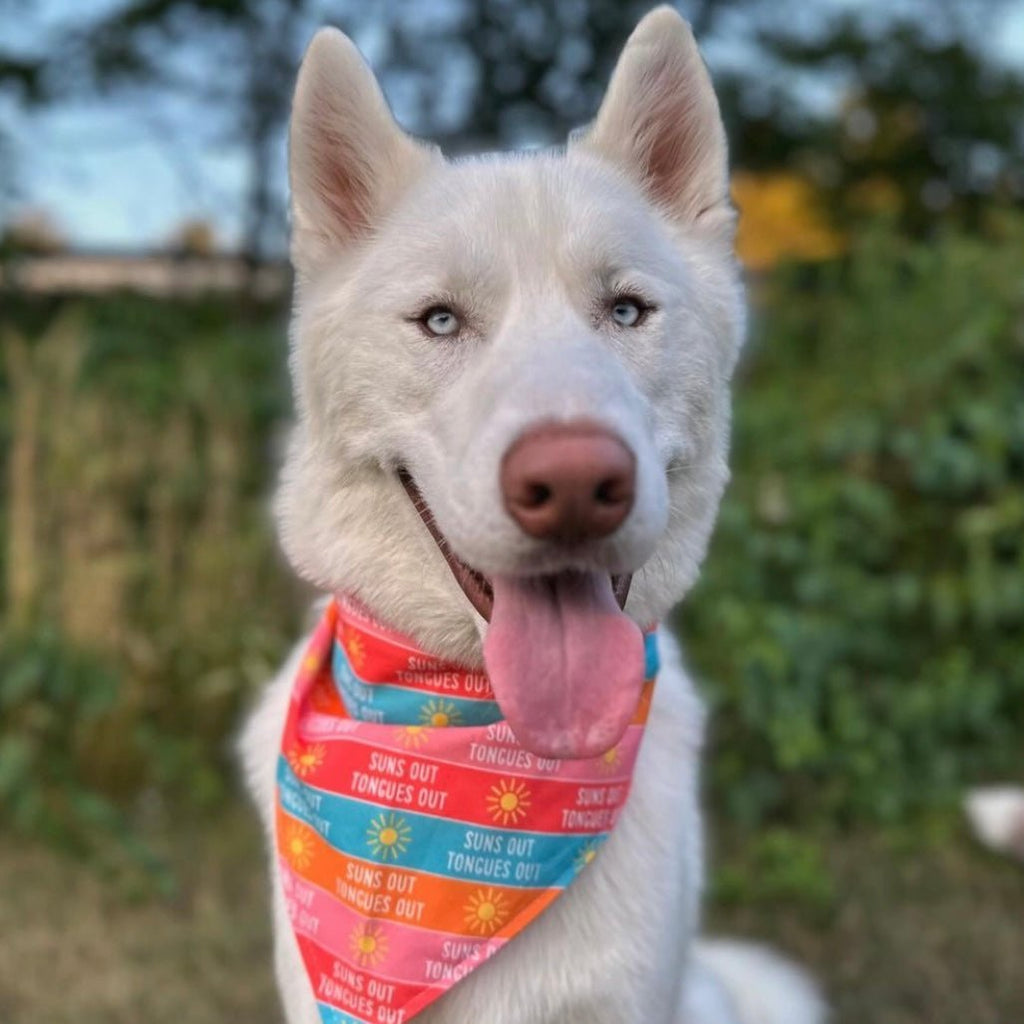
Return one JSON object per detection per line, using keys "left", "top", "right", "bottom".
{"left": 680, "top": 216, "right": 1024, "bottom": 828}
{"left": 712, "top": 828, "right": 835, "bottom": 915}
{"left": 0, "top": 627, "right": 120, "bottom": 840}
{"left": 0, "top": 297, "right": 300, "bottom": 852}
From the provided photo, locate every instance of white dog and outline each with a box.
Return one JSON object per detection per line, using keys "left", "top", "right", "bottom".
{"left": 241, "top": 8, "right": 825, "bottom": 1023}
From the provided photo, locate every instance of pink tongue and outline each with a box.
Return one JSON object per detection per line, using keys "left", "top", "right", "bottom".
{"left": 483, "top": 571, "right": 645, "bottom": 760}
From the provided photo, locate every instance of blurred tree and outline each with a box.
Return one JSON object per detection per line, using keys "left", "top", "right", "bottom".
{"left": 40, "top": 0, "right": 757, "bottom": 257}
{"left": 54, "top": 0, "right": 316, "bottom": 262}
{"left": 0, "top": 0, "right": 47, "bottom": 222}
{"left": 374, "top": 0, "right": 754, "bottom": 149}
{"left": 731, "top": 171, "right": 844, "bottom": 270}
{"left": 1, "top": 209, "right": 67, "bottom": 254}
{"left": 741, "top": 8, "right": 1024, "bottom": 234}
{"left": 3, "top": 0, "right": 1021, "bottom": 254}
{"left": 168, "top": 216, "right": 217, "bottom": 255}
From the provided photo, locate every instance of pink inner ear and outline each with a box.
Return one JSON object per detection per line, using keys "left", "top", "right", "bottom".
{"left": 634, "top": 56, "right": 712, "bottom": 216}
{"left": 580, "top": 13, "right": 728, "bottom": 226}
{"left": 308, "top": 99, "right": 376, "bottom": 242}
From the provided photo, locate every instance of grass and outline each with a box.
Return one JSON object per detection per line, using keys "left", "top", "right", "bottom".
{"left": 1, "top": 802, "right": 1021, "bottom": 1023}
{"left": 0, "top": 805, "right": 279, "bottom": 1024}
{"left": 709, "top": 827, "right": 1024, "bottom": 1023}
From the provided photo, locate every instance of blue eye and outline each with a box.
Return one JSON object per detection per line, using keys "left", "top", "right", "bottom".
{"left": 611, "top": 298, "right": 643, "bottom": 327}
{"left": 423, "top": 306, "right": 460, "bottom": 336}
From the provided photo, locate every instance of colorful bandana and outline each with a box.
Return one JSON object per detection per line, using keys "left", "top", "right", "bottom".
{"left": 276, "top": 597, "right": 659, "bottom": 1024}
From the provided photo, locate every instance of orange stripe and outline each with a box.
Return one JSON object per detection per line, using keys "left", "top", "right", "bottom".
{"left": 633, "top": 680, "right": 654, "bottom": 723}
{"left": 275, "top": 804, "right": 556, "bottom": 935}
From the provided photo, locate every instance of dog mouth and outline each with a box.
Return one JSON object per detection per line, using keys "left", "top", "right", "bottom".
{"left": 399, "top": 469, "right": 497, "bottom": 620}
{"left": 399, "top": 469, "right": 645, "bottom": 759}
{"left": 398, "top": 469, "right": 633, "bottom": 620}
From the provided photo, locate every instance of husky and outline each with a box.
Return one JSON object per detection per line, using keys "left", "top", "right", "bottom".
{"left": 240, "top": 7, "right": 825, "bottom": 1023}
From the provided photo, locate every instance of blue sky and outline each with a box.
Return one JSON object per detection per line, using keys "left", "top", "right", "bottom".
{"left": 4, "top": 0, "right": 1024, "bottom": 252}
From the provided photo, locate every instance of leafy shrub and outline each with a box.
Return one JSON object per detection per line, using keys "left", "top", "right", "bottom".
{"left": 0, "top": 297, "right": 300, "bottom": 847}
{"left": 680, "top": 217, "right": 1024, "bottom": 827}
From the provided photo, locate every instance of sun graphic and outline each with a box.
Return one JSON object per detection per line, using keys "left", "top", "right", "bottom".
{"left": 366, "top": 812, "right": 412, "bottom": 861}
{"left": 287, "top": 743, "right": 326, "bottom": 778}
{"left": 342, "top": 626, "right": 367, "bottom": 670}
{"left": 486, "top": 779, "right": 532, "bottom": 826}
{"left": 283, "top": 822, "right": 317, "bottom": 871}
{"left": 397, "top": 725, "right": 431, "bottom": 750}
{"left": 349, "top": 921, "right": 389, "bottom": 968}
{"left": 599, "top": 745, "right": 622, "bottom": 773}
{"left": 420, "top": 698, "right": 462, "bottom": 728}
{"left": 574, "top": 840, "right": 601, "bottom": 874}
{"left": 463, "top": 888, "right": 511, "bottom": 935}
{"left": 302, "top": 652, "right": 320, "bottom": 674}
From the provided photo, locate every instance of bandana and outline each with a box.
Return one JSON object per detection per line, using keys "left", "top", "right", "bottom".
{"left": 275, "top": 597, "right": 659, "bottom": 1024}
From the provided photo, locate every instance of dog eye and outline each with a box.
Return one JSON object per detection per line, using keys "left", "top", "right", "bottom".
{"left": 611, "top": 297, "right": 644, "bottom": 327}
{"left": 422, "top": 306, "right": 460, "bottom": 337}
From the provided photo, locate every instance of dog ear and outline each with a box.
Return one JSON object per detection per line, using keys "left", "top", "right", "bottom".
{"left": 574, "top": 7, "right": 733, "bottom": 238}
{"left": 289, "top": 28, "right": 436, "bottom": 277}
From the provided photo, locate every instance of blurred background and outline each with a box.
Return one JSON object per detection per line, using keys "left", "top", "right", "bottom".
{"left": 1, "top": 0, "right": 1023, "bottom": 1021}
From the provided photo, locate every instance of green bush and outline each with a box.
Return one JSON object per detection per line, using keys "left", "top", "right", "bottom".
{"left": 0, "top": 297, "right": 300, "bottom": 848}
{"left": 680, "top": 217, "right": 1024, "bottom": 827}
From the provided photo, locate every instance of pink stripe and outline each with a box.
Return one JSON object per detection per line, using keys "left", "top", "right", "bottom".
{"left": 297, "top": 715, "right": 643, "bottom": 784}
{"left": 281, "top": 860, "right": 507, "bottom": 987}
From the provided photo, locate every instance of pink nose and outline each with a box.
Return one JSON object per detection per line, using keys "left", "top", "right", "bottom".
{"left": 500, "top": 421, "right": 636, "bottom": 543}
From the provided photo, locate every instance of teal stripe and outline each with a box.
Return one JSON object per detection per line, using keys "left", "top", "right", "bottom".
{"left": 331, "top": 642, "right": 502, "bottom": 726}
{"left": 644, "top": 631, "right": 660, "bottom": 679}
{"left": 278, "top": 759, "right": 599, "bottom": 887}
{"left": 317, "top": 1004, "right": 368, "bottom": 1024}
{"left": 332, "top": 633, "right": 658, "bottom": 727}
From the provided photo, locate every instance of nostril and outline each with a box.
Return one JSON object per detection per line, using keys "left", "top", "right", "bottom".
{"left": 594, "top": 477, "right": 629, "bottom": 506}
{"left": 523, "top": 482, "right": 552, "bottom": 508}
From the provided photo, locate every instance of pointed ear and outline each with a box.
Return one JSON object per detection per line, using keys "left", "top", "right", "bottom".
{"left": 573, "top": 7, "right": 732, "bottom": 236}
{"left": 289, "top": 28, "right": 436, "bottom": 276}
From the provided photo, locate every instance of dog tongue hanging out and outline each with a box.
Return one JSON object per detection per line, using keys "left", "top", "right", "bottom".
{"left": 485, "top": 570, "right": 645, "bottom": 758}
{"left": 241, "top": 7, "right": 823, "bottom": 1024}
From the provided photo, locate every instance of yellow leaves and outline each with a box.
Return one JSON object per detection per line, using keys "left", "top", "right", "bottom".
{"left": 732, "top": 171, "right": 845, "bottom": 272}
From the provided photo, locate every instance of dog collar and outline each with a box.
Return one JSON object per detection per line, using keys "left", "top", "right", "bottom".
{"left": 276, "top": 597, "right": 659, "bottom": 1024}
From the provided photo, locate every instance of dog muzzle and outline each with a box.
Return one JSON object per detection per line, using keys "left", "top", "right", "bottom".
{"left": 275, "top": 597, "right": 659, "bottom": 1023}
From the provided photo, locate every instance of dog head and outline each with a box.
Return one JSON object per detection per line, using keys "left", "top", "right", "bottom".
{"left": 277, "top": 7, "right": 745, "bottom": 757}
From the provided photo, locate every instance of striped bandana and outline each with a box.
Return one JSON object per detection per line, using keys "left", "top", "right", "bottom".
{"left": 276, "top": 597, "right": 659, "bottom": 1024}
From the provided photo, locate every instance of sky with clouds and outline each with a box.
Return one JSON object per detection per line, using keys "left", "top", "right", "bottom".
{"left": 4, "top": 0, "right": 1023, "bottom": 253}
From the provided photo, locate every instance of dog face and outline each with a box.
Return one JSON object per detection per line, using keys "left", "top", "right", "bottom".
{"left": 276, "top": 7, "right": 745, "bottom": 757}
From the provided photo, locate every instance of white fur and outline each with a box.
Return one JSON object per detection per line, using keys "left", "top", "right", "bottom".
{"left": 240, "top": 8, "right": 823, "bottom": 1023}
{"left": 965, "top": 786, "right": 1024, "bottom": 861}
{"left": 687, "top": 941, "right": 828, "bottom": 1024}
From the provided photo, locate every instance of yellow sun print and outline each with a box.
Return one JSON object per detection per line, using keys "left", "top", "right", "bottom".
{"left": 349, "top": 921, "right": 389, "bottom": 968}
{"left": 366, "top": 812, "right": 412, "bottom": 861}
{"left": 464, "top": 888, "right": 510, "bottom": 935}
{"left": 398, "top": 725, "right": 431, "bottom": 749}
{"left": 287, "top": 743, "right": 326, "bottom": 778}
{"left": 574, "top": 840, "right": 601, "bottom": 874}
{"left": 283, "top": 822, "right": 317, "bottom": 871}
{"left": 599, "top": 745, "right": 622, "bottom": 773}
{"left": 420, "top": 698, "right": 462, "bottom": 728}
{"left": 486, "top": 779, "right": 532, "bottom": 826}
